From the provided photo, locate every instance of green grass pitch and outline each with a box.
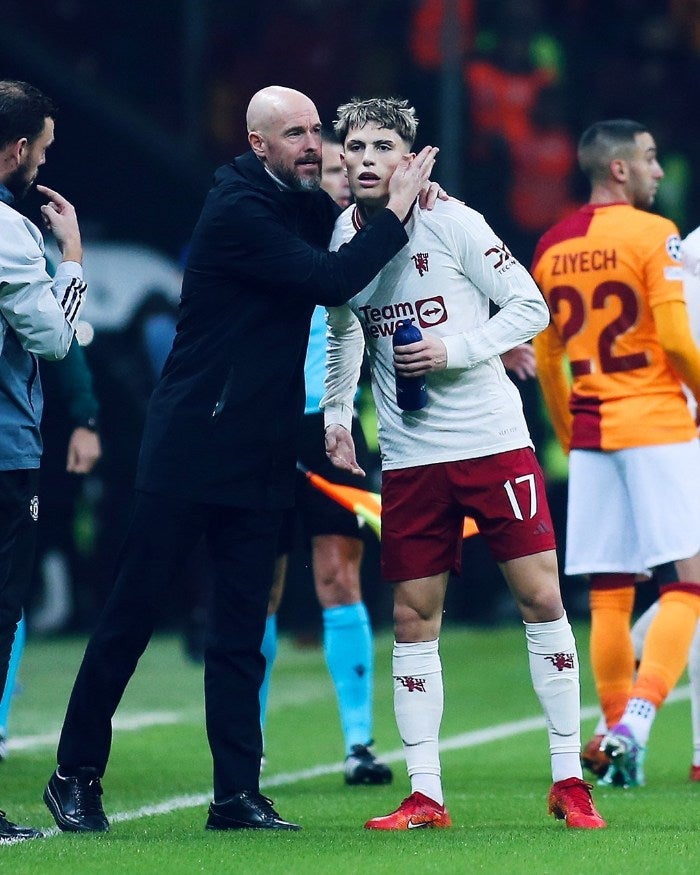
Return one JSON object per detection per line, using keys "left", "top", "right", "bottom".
{"left": 3, "top": 623, "right": 700, "bottom": 873}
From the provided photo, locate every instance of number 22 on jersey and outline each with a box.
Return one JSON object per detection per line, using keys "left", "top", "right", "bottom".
{"left": 549, "top": 280, "right": 648, "bottom": 376}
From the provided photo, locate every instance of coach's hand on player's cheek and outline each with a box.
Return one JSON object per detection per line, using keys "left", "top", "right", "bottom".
{"left": 418, "top": 181, "right": 449, "bottom": 210}
{"left": 393, "top": 335, "right": 447, "bottom": 376}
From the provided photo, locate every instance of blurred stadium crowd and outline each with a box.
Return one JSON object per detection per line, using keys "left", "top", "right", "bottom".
{"left": 4, "top": 1, "right": 699, "bottom": 254}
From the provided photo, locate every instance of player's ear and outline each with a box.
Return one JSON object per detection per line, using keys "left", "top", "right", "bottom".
{"left": 610, "top": 158, "right": 627, "bottom": 183}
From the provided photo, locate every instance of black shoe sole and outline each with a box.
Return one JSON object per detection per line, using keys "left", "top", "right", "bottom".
{"left": 345, "top": 769, "right": 393, "bottom": 786}
{"left": 43, "top": 783, "right": 109, "bottom": 833}
{"left": 206, "top": 814, "right": 301, "bottom": 831}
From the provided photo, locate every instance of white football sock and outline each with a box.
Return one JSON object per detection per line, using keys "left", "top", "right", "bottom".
{"left": 620, "top": 697, "right": 656, "bottom": 747}
{"left": 393, "top": 639, "right": 444, "bottom": 805}
{"left": 525, "top": 613, "right": 582, "bottom": 782}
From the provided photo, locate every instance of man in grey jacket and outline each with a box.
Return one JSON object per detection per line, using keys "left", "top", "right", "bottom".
{"left": 0, "top": 79, "right": 86, "bottom": 843}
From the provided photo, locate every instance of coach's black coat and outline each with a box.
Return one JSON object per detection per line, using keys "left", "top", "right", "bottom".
{"left": 136, "top": 151, "right": 407, "bottom": 508}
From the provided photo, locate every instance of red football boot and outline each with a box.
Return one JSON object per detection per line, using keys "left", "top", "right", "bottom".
{"left": 364, "top": 792, "right": 452, "bottom": 831}
{"left": 548, "top": 777, "right": 607, "bottom": 829}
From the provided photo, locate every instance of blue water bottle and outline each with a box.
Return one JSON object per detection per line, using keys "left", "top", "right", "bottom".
{"left": 393, "top": 318, "right": 428, "bottom": 411}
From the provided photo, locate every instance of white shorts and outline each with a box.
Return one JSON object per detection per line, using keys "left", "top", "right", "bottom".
{"left": 565, "top": 440, "right": 700, "bottom": 576}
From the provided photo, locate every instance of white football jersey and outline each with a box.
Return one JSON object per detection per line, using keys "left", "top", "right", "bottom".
{"left": 682, "top": 226, "right": 700, "bottom": 342}
{"left": 322, "top": 199, "right": 549, "bottom": 470}
{"left": 680, "top": 226, "right": 700, "bottom": 416}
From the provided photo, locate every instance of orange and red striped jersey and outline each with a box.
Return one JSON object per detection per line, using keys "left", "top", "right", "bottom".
{"left": 532, "top": 203, "right": 691, "bottom": 450}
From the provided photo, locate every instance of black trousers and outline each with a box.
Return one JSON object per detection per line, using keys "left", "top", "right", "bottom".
{"left": 56, "top": 490, "right": 282, "bottom": 800}
{"left": 0, "top": 469, "right": 39, "bottom": 694}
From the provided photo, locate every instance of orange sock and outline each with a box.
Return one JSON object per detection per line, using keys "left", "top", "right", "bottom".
{"left": 589, "top": 581, "right": 636, "bottom": 727}
{"left": 633, "top": 587, "right": 700, "bottom": 707}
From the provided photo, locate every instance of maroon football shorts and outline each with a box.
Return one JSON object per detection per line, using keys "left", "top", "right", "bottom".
{"left": 380, "top": 447, "right": 556, "bottom": 582}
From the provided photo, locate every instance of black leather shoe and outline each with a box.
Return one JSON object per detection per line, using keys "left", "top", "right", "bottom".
{"left": 0, "top": 809, "right": 43, "bottom": 844}
{"left": 206, "top": 791, "right": 301, "bottom": 831}
{"left": 44, "top": 768, "right": 109, "bottom": 832}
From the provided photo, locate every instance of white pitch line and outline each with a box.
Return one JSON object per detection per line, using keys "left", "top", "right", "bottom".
{"left": 35, "top": 686, "right": 690, "bottom": 837}
{"left": 7, "top": 711, "right": 181, "bottom": 753}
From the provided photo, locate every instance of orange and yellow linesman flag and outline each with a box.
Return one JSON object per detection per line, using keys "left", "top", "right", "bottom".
{"left": 297, "top": 464, "right": 479, "bottom": 540}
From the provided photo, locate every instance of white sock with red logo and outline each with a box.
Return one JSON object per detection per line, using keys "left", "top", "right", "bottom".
{"left": 525, "top": 614, "right": 583, "bottom": 783}
{"left": 393, "top": 639, "right": 444, "bottom": 805}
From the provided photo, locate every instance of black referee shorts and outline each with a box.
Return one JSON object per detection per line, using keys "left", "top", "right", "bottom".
{"left": 277, "top": 412, "right": 371, "bottom": 555}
